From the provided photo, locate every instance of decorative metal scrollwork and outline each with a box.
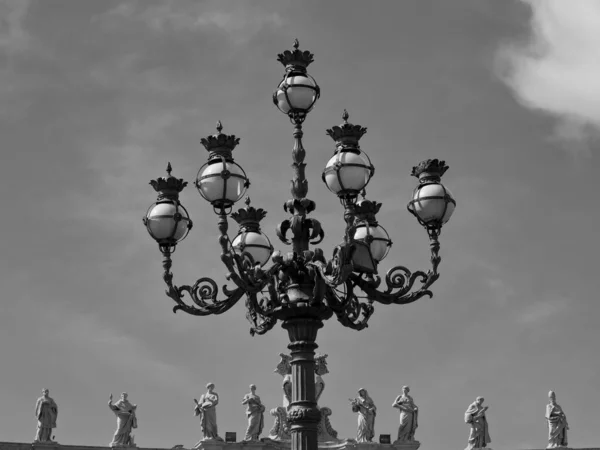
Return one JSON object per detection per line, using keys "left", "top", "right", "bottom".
{"left": 159, "top": 223, "right": 443, "bottom": 332}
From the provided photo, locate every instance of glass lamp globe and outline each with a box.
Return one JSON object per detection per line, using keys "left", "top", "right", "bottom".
{"left": 196, "top": 159, "right": 248, "bottom": 209}
{"left": 274, "top": 72, "right": 319, "bottom": 115}
{"left": 144, "top": 200, "right": 191, "bottom": 246}
{"left": 353, "top": 222, "right": 392, "bottom": 262}
{"left": 232, "top": 230, "right": 273, "bottom": 266}
{"left": 323, "top": 150, "right": 373, "bottom": 199}
{"left": 408, "top": 183, "right": 455, "bottom": 228}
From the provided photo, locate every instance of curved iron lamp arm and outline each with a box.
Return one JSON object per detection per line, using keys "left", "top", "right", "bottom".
{"left": 245, "top": 291, "right": 279, "bottom": 336}
{"left": 159, "top": 211, "right": 279, "bottom": 319}
{"left": 161, "top": 248, "right": 246, "bottom": 316}
{"left": 349, "top": 229, "right": 441, "bottom": 305}
{"left": 325, "top": 281, "right": 374, "bottom": 331}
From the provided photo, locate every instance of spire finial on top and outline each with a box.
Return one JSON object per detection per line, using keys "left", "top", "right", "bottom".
{"left": 276, "top": 38, "right": 314, "bottom": 69}
{"left": 326, "top": 110, "right": 367, "bottom": 147}
{"left": 216, "top": 121, "right": 223, "bottom": 134}
{"left": 149, "top": 162, "right": 188, "bottom": 200}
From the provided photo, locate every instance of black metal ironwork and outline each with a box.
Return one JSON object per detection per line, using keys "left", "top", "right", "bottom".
{"left": 144, "top": 40, "right": 454, "bottom": 450}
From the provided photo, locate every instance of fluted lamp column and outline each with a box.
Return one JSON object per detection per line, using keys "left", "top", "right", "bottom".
{"left": 272, "top": 39, "right": 324, "bottom": 450}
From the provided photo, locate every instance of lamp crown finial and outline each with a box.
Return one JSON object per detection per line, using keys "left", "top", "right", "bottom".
{"left": 355, "top": 199, "right": 382, "bottom": 223}
{"left": 201, "top": 122, "right": 241, "bottom": 157}
{"left": 231, "top": 201, "right": 267, "bottom": 231}
{"left": 277, "top": 40, "right": 314, "bottom": 70}
{"left": 326, "top": 112, "right": 367, "bottom": 148}
{"left": 150, "top": 165, "right": 188, "bottom": 200}
{"left": 411, "top": 159, "right": 449, "bottom": 181}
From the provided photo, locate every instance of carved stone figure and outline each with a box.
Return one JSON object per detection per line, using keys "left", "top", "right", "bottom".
{"left": 268, "top": 406, "right": 291, "bottom": 441}
{"left": 464, "top": 397, "right": 491, "bottom": 450}
{"left": 108, "top": 393, "right": 137, "bottom": 447}
{"left": 350, "top": 388, "right": 377, "bottom": 443}
{"left": 275, "top": 353, "right": 293, "bottom": 409}
{"left": 242, "top": 384, "right": 265, "bottom": 441}
{"left": 314, "top": 354, "right": 328, "bottom": 404}
{"left": 34, "top": 389, "right": 58, "bottom": 443}
{"left": 193, "top": 383, "right": 223, "bottom": 445}
{"left": 546, "top": 391, "right": 568, "bottom": 448}
{"left": 393, "top": 386, "right": 419, "bottom": 443}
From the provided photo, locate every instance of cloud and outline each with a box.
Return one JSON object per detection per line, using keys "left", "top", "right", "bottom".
{"left": 517, "top": 298, "right": 568, "bottom": 325}
{"left": 99, "top": 0, "right": 284, "bottom": 44}
{"left": 496, "top": 0, "right": 600, "bottom": 154}
{"left": 0, "top": 0, "right": 31, "bottom": 54}
{"left": 487, "top": 277, "right": 515, "bottom": 307}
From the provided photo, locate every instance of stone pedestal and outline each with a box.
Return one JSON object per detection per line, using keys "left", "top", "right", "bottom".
{"left": 31, "top": 444, "right": 61, "bottom": 450}
{"left": 193, "top": 441, "right": 227, "bottom": 450}
{"left": 195, "top": 440, "right": 418, "bottom": 450}
{"left": 390, "top": 441, "right": 420, "bottom": 450}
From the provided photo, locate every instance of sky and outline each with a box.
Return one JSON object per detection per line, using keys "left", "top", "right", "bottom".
{"left": 0, "top": 1, "right": 599, "bottom": 449}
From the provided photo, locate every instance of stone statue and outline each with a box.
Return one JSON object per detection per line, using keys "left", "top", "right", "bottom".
{"left": 242, "top": 384, "right": 265, "bottom": 441}
{"left": 546, "top": 390, "right": 568, "bottom": 448}
{"left": 314, "top": 354, "right": 328, "bottom": 404}
{"left": 464, "top": 396, "right": 491, "bottom": 450}
{"left": 393, "top": 386, "right": 419, "bottom": 443}
{"left": 34, "top": 388, "right": 58, "bottom": 443}
{"left": 350, "top": 388, "right": 377, "bottom": 443}
{"left": 108, "top": 392, "right": 137, "bottom": 447}
{"left": 193, "top": 383, "right": 223, "bottom": 445}
{"left": 275, "top": 353, "right": 293, "bottom": 409}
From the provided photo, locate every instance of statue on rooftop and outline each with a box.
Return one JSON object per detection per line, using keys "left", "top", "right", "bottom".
{"left": 393, "top": 386, "right": 419, "bottom": 443}
{"left": 193, "top": 383, "right": 223, "bottom": 445}
{"left": 350, "top": 388, "right": 377, "bottom": 443}
{"left": 464, "top": 396, "right": 491, "bottom": 450}
{"left": 34, "top": 388, "right": 58, "bottom": 444}
{"left": 108, "top": 392, "right": 137, "bottom": 447}
{"left": 242, "top": 384, "right": 265, "bottom": 441}
{"left": 546, "top": 390, "right": 569, "bottom": 448}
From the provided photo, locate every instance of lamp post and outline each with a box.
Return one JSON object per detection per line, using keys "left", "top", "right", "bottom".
{"left": 143, "top": 40, "right": 455, "bottom": 450}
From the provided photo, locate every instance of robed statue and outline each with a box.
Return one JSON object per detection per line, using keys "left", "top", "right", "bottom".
{"left": 34, "top": 389, "right": 58, "bottom": 443}
{"left": 546, "top": 390, "right": 568, "bottom": 448}
{"left": 464, "top": 396, "right": 491, "bottom": 450}
{"left": 393, "top": 386, "right": 419, "bottom": 443}
{"left": 350, "top": 388, "right": 377, "bottom": 443}
{"left": 193, "top": 383, "right": 223, "bottom": 445}
{"left": 108, "top": 392, "right": 138, "bottom": 447}
{"left": 242, "top": 384, "right": 265, "bottom": 441}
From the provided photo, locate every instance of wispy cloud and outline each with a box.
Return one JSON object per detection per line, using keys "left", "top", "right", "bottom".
{"left": 99, "top": 0, "right": 285, "bottom": 45}
{"left": 496, "top": 0, "right": 600, "bottom": 154}
{"left": 487, "top": 277, "right": 515, "bottom": 307}
{"left": 0, "top": 0, "right": 32, "bottom": 54}
{"left": 517, "top": 298, "right": 569, "bottom": 325}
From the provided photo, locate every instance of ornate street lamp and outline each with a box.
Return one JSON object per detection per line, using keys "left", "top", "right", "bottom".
{"left": 144, "top": 40, "right": 455, "bottom": 450}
